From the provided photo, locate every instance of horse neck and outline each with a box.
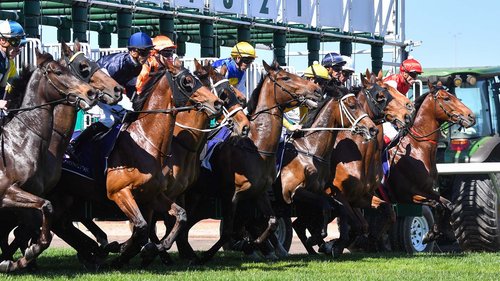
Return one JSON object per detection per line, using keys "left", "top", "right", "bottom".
{"left": 173, "top": 110, "right": 209, "bottom": 151}
{"left": 129, "top": 77, "right": 175, "bottom": 158}
{"left": 17, "top": 70, "right": 56, "bottom": 141}
{"left": 50, "top": 105, "right": 77, "bottom": 158}
{"left": 248, "top": 80, "right": 286, "bottom": 156}
{"left": 296, "top": 98, "right": 339, "bottom": 158}
{"left": 410, "top": 96, "right": 441, "bottom": 143}
{"left": 357, "top": 89, "right": 380, "bottom": 122}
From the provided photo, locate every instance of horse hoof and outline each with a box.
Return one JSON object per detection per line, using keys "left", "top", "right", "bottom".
{"left": 140, "top": 242, "right": 159, "bottom": 267}
{"left": 318, "top": 241, "right": 334, "bottom": 256}
{"left": 159, "top": 251, "right": 174, "bottom": 266}
{"left": 331, "top": 244, "right": 344, "bottom": 259}
{"left": 103, "top": 241, "right": 121, "bottom": 253}
{"left": 0, "top": 260, "right": 14, "bottom": 272}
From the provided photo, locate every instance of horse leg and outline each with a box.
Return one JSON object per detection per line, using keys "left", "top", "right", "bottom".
{"left": 292, "top": 188, "right": 330, "bottom": 245}
{"left": 0, "top": 184, "right": 53, "bottom": 273}
{"left": 368, "top": 195, "right": 396, "bottom": 251}
{"left": 253, "top": 193, "right": 277, "bottom": 245}
{"left": 292, "top": 215, "right": 317, "bottom": 254}
{"left": 107, "top": 188, "right": 148, "bottom": 268}
{"left": 80, "top": 219, "right": 110, "bottom": 247}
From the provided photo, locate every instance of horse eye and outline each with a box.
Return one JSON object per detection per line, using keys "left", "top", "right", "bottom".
{"left": 281, "top": 76, "right": 290, "bottom": 81}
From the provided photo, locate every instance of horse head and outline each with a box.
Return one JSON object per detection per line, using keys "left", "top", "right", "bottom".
{"left": 262, "top": 60, "right": 322, "bottom": 109}
{"left": 60, "top": 40, "right": 123, "bottom": 105}
{"left": 35, "top": 49, "right": 97, "bottom": 110}
{"left": 324, "top": 81, "right": 378, "bottom": 141}
{"left": 166, "top": 58, "right": 223, "bottom": 119}
{"left": 360, "top": 70, "right": 413, "bottom": 129}
{"left": 428, "top": 82, "right": 476, "bottom": 128}
{"left": 194, "top": 58, "right": 250, "bottom": 137}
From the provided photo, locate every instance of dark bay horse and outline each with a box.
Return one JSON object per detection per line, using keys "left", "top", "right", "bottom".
{"left": 0, "top": 41, "right": 123, "bottom": 265}
{"left": 176, "top": 60, "right": 323, "bottom": 263}
{"left": 292, "top": 71, "right": 414, "bottom": 255}
{"left": 279, "top": 82, "right": 378, "bottom": 257}
{"left": 0, "top": 50, "right": 97, "bottom": 272}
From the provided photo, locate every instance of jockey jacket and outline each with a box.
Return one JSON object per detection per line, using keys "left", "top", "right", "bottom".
{"left": 212, "top": 58, "right": 247, "bottom": 94}
{"left": 136, "top": 55, "right": 160, "bottom": 95}
{"left": 383, "top": 73, "right": 410, "bottom": 95}
{"left": 0, "top": 50, "right": 12, "bottom": 99}
{"left": 97, "top": 52, "right": 143, "bottom": 96}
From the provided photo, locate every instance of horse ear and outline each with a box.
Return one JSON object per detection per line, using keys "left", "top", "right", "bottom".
{"left": 377, "top": 70, "right": 383, "bottom": 81}
{"left": 194, "top": 58, "right": 202, "bottom": 71}
{"left": 365, "top": 69, "right": 371, "bottom": 80}
{"left": 61, "top": 40, "right": 72, "bottom": 58}
{"left": 73, "top": 38, "right": 81, "bottom": 52}
{"left": 262, "top": 60, "right": 271, "bottom": 72}
{"left": 362, "top": 74, "right": 370, "bottom": 88}
{"left": 35, "top": 48, "right": 53, "bottom": 67}
{"left": 272, "top": 59, "right": 280, "bottom": 70}
{"left": 428, "top": 81, "right": 435, "bottom": 92}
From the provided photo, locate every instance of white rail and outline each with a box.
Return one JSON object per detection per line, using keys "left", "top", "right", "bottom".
{"left": 436, "top": 163, "right": 500, "bottom": 175}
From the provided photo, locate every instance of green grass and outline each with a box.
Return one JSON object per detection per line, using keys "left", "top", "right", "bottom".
{"left": 2, "top": 249, "right": 500, "bottom": 281}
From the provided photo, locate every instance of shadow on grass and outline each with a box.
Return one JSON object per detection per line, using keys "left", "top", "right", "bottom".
{"left": 3, "top": 248, "right": 469, "bottom": 277}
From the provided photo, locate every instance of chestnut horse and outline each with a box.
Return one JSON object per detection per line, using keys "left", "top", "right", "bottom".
{"left": 385, "top": 83, "right": 475, "bottom": 208}
{"left": 279, "top": 81, "right": 378, "bottom": 257}
{"left": 0, "top": 41, "right": 123, "bottom": 265}
{"left": 176, "top": 60, "right": 323, "bottom": 263}
{"left": 143, "top": 58, "right": 250, "bottom": 265}
{"left": 293, "top": 71, "right": 414, "bottom": 255}
{"left": 0, "top": 50, "right": 97, "bottom": 272}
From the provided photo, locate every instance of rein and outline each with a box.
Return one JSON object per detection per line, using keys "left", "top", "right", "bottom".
{"left": 299, "top": 93, "right": 368, "bottom": 133}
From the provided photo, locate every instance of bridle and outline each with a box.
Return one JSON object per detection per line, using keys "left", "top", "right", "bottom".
{"left": 248, "top": 69, "right": 311, "bottom": 119}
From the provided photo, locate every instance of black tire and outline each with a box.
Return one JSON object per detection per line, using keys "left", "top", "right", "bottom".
{"left": 450, "top": 174, "right": 500, "bottom": 251}
{"left": 390, "top": 206, "right": 435, "bottom": 253}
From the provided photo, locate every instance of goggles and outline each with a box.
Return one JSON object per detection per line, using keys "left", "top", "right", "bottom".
{"left": 408, "top": 72, "right": 418, "bottom": 79}
{"left": 3, "top": 37, "right": 22, "bottom": 48}
{"left": 327, "top": 65, "right": 343, "bottom": 72}
{"left": 134, "top": 48, "right": 151, "bottom": 57}
{"left": 159, "top": 48, "right": 175, "bottom": 58}
{"left": 240, "top": 57, "right": 255, "bottom": 65}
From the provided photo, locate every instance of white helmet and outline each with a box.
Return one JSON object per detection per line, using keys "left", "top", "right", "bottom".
{"left": 341, "top": 55, "right": 355, "bottom": 72}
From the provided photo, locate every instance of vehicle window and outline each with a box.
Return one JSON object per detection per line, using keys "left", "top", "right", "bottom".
{"left": 451, "top": 81, "right": 491, "bottom": 138}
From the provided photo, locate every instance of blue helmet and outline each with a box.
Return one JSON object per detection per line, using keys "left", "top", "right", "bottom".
{"left": 127, "top": 32, "right": 154, "bottom": 49}
{"left": 321, "top": 52, "right": 346, "bottom": 68}
{"left": 0, "top": 20, "right": 26, "bottom": 39}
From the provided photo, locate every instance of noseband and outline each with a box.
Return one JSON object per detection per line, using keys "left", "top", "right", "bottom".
{"left": 364, "top": 84, "right": 393, "bottom": 124}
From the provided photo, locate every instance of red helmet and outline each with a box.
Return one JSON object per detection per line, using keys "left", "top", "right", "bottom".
{"left": 400, "top": 58, "right": 423, "bottom": 74}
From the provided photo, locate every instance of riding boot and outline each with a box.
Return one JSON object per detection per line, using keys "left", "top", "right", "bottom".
{"left": 68, "top": 122, "right": 110, "bottom": 157}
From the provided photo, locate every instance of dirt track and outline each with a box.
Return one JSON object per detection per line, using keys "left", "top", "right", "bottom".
{"left": 45, "top": 219, "right": 340, "bottom": 254}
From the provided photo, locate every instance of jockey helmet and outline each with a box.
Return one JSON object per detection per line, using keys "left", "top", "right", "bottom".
{"left": 0, "top": 20, "right": 25, "bottom": 39}
{"left": 321, "top": 52, "right": 346, "bottom": 68}
{"left": 127, "top": 32, "right": 154, "bottom": 50}
{"left": 400, "top": 58, "right": 423, "bottom": 74}
{"left": 304, "top": 61, "right": 331, "bottom": 80}
{"left": 231, "top": 41, "right": 257, "bottom": 58}
{"left": 341, "top": 55, "right": 355, "bottom": 72}
{"left": 153, "top": 35, "right": 176, "bottom": 51}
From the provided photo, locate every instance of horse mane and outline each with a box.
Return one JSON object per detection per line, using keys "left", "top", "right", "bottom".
{"left": 132, "top": 69, "right": 166, "bottom": 112}
{"left": 413, "top": 92, "right": 430, "bottom": 114}
{"left": 6, "top": 66, "right": 35, "bottom": 110}
{"left": 246, "top": 74, "right": 264, "bottom": 115}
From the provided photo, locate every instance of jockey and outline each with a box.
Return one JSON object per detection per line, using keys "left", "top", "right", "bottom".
{"left": 283, "top": 61, "right": 331, "bottom": 133}
{"left": 136, "top": 34, "right": 177, "bottom": 95}
{"left": 321, "top": 52, "right": 346, "bottom": 86}
{"left": 383, "top": 58, "right": 423, "bottom": 95}
{"left": 339, "top": 55, "right": 355, "bottom": 88}
{"left": 212, "top": 41, "right": 256, "bottom": 95}
{"left": 0, "top": 20, "right": 26, "bottom": 110}
{"left": 382, "top": 58, "right": 423, "bottom": 143}
{"left": 69, "top": 32, "right": 153, "bottom": 152}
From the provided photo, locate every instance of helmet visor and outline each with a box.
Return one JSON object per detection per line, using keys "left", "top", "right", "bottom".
{"left": 6, "top": 37, "right": 21, "bottom": 47}
{"left": 240, "top": 57, "right": 255, "bottom": 65}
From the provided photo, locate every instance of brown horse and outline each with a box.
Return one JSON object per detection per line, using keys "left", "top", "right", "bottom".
{"left": 293, "top": 71, "right": 414, "bottom": 255}
{"left": 279, "top": 81, "right": 378, "bottom": 257}
{"left": 0, "top": 50, "right": 97, "bottom": 272}
{"left": 383, "top": 83, "right": 475, "bottom": 250}
{"left": 104, "top": 58, "right": 222, "bottom": 267}
{"left": 385, "top": 83, "right": 475, "bottom": 205}
{"left": 0, "top": 41, "right": 123, "bottom": 265}
{"left": 176, "top": 60, "right": 323, "bottom": 263}
{"left": 144, "top": 59, "right": 250, "bottom": 265}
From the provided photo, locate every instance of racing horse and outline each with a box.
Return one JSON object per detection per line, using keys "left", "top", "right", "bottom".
{"left": 0, "top": 40, "right": 123, "bottom": 266}
{"left": 138, "top": 58, "right": 250, "bottom": 265}
{"left": 292, "top": 70, "right": 414, "bottom": 254}
{"left": 383, "top": 83, "right": 475, "bottom": 243}
{"left": 175, "top": 60, "right": 323, "bottom": 263}
{"left": 279, "top": 81, "right": 378, "bottom": 258}
{"left": 78, "top": 58, "right": 221, "bottom": 268}
{"left": 0, "top": 50, "right": 97, "bottom": 272}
